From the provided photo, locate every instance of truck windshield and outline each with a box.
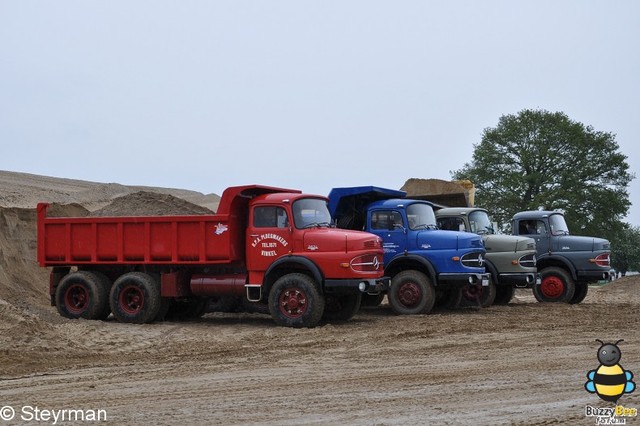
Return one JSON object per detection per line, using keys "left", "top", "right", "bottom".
{"left": 549, "top": 214, "right": 570, "bottom": 235}
{"left": 406, "top": 203, "right": 437, "bottom": 230}
{"left": 293, "top": 198, "right": 333, "bottom": 229}
{"left": 468, "top": 210, "right": 495, "bottom": 235}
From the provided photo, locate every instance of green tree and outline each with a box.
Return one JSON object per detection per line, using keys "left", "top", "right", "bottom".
{"left": 452, "top": 109, "right": 633, "bottom": 243}
{"left": 611, "top": 224, "right": 640, "bottom": 275}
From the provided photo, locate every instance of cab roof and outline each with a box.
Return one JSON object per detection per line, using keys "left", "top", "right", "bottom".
{"left": 435, "top": 207, "right": 487, "bottom": 216}
{"left": 512, "top": 210, "right": 565, "bottom": 220}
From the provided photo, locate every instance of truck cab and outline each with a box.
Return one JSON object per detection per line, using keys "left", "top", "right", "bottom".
{"left": 511, "top": 210, "right": 614, "bottom": 304}
{"left": 435, "top": 207, "right": 538, "bottom": 305}
{"left": 328, "top": 186, "right": 489, "bottom": 314}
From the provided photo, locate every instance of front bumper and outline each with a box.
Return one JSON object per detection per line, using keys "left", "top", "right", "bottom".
{"left": 498, "top": 272, "right": 539, "bottom": 288}
{"left": 324, "top": 277, "right": 390, "bottom": 294}
{"left": 577, "top": 269, "right": 616, "bottom": 283}
{"left": 438, "top": 273, "right": 490, "bottom": 288}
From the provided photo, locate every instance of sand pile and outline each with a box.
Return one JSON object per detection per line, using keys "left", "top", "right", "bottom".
{"left": 89, "top": 191, "right": 214, "bottom": 216}
{"left": 0, "top": 171, "right": 222, "bottom": 361}
{"left": 0, "top": 170, "right": 220, "bottom": 212}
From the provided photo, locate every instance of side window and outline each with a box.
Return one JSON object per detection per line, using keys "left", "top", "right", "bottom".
{"left": 519, "top": 220, "right": 546, "bottom": 235}
{"left": 371, "top": 210, "right": 403, "bottom": 231}
{"left": 437, "top": 217, "right": 466, "bottom": 231}
{"left": 253, "top": 206, "right": 289, "bottom": 228}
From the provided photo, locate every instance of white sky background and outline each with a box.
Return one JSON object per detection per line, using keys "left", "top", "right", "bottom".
{"left": 1, "top": 1, "right": 639, "bottom": 226}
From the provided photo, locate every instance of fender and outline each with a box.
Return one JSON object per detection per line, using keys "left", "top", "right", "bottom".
{"left": 386, "top": 254, "right": 437, "bottom": 285}
{"left": 264, "top": 255, "right": 324, "bottom": 288}
{"left": 537, "top": 253, "right": 578, "bottom": 280}
{"left": 483, "top": 259, "right": 499, "bottom": 283}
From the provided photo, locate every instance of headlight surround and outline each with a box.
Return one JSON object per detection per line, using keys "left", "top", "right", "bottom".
{"left": 350, "top": 254, "right": 382, "bottom": 272}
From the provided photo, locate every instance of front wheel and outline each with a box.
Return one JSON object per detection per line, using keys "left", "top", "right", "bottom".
{"left": 388, "top": 270, "right": 435, "bottom": 315}
{"left": 459, "top": 278, "right": 496, "bottom": 308}
{"left": 268, "top": 273, "right": 325, "bottom": 328}
{"left": 493, "top": 285, "right": 515, "bottom": 305}
{"left": 534, "top": 267, "right": 575, "bottom": 303}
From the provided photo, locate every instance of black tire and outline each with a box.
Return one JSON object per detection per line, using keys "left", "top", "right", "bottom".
{"left": 91, "top": 271, "right": 113, "bottom": 320}
{"left": 493, "top": 285, "right": 515, "bottom": 305}
{"left": 55, "top": 271, "right": 108, "bottom": 320}
{"left": 388, "top": 270, "right": 435, "bottom": 315}
{"left": 459, "top": 277, "right": 496, "bottom": 308}
{"left": 149, "top": 274, "right": 172, "bottom": 322}
{"left": 360, "top": 293, "right": 385, "bottom": 308}
{"left": 534, "top": 267, "right": 575, "bottom": 303}
{"left": 569, "top": 282, "right": 589, "bottom": 304}
{"left": 109, "top": 272, "right": 162, "bottom": 324}
{"left": 323, "top": 293, "right": 362, "bottom": 322}
{"left": 268, "top": 273, "right": 325, "bottom": 328}
{"left": 166, "top": 298, "right": 209, "bottom": 321}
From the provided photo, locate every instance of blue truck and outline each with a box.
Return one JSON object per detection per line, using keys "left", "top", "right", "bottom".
{"left": 328, "top": 186, "right": 489, "bottom": 314}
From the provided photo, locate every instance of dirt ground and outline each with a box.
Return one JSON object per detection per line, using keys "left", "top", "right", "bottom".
{"left": 0, "top": 170, "right": 638, "bottom": 425}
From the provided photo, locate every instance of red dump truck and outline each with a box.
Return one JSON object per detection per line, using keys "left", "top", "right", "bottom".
{"left": 37, "top": 185, "right": 388, "bottom": 328}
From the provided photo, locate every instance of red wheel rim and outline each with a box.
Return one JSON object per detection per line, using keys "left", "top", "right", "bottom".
{"left": 397, "top": 282, "right": 421, "bottom": 308}
{"left": 462, "top": 284, "right": 482, "bottom": 302}
{"left": 279, "top": 287, "right": 307, "bottom": 318}
{"left": 541, "top": 276, "right": 564, "bottom": 299}
{"left": 65, "top": 284, "right": 89, "bottom": 314}
{"left": 119, "top": 285, "right": 145, "bottom": 315}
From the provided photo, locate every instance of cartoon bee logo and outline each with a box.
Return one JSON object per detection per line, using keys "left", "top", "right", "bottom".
{"left": 585, "top": 339, "right": 636, "bottom": 403}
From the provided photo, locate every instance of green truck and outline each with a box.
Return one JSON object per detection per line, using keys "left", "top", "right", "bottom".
{"left": 435, "top": 207, "right": 538, "bottom": 306}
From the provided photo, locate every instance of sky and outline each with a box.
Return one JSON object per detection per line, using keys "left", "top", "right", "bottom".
{"left": 1, "top": 1, "right": 639, "bottom": 226}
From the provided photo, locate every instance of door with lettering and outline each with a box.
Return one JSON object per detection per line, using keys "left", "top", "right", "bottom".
{"left": 246, "top": 205, "right": 292, "bottom": 274}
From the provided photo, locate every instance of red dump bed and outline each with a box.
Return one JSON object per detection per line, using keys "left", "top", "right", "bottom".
{"left": 37, "top": 185, "right": 300, "bottom": 267}
{"left": 37, "top": 204, "right": 243, "bottom": 266}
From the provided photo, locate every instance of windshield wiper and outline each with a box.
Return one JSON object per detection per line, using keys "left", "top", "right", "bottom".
{"left": 303, "top": 222, "right": 332, "bottom": 229}
{"left": 413, "top": 224, "right": 438, "bottom": 230}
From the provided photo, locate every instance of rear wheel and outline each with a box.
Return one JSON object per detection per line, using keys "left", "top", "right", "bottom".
{"left": 493, "top": 285, "right": 515, "bottom": 305}
{"left": 534, "top": 267, "right": 575, "bottom": 303}
{"left": 569, "top": 282, "right": 589, "bottom": 304}
{"left": 268, "top": 273, "right": 324, "bottom": 328}
{"left": 323, "top": 293, "right": 362, "bottom": 322}
{"left": 91, "top": 271, "right": 113, "bottom": 320}
{"left": 110, "top": 272, "right": 162, "bottom": 323}
{"left": 55, "top": 271, "right": 108, "bottom": 320}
